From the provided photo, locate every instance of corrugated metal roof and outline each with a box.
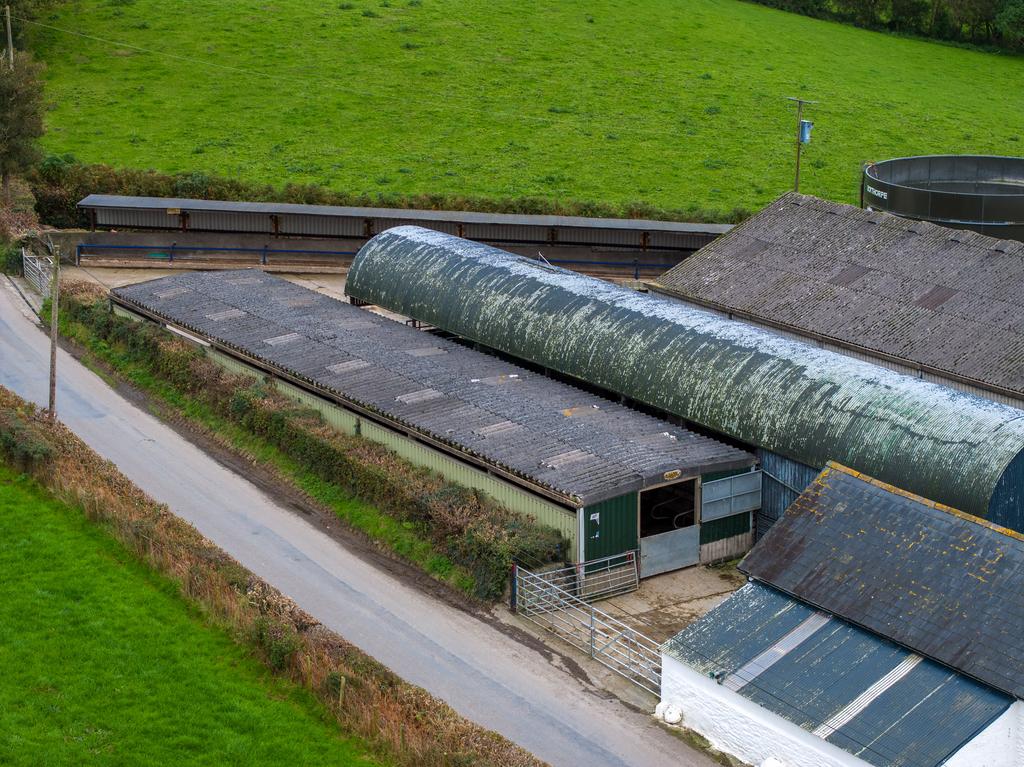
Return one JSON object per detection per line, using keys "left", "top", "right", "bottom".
{"left": 740, "top": 462, "right": 1024, "bottom": 700}
{"left": 649, "top": 192, "right": 1024, "bottom": 400}
{"left": 663, "top": 582, "right": 1011, "bottom": 767}
{"left": 78, "top": 194, "right": 732, "bottom": 235}
{"left": 111, "top": 270, "right": 751, "bottom": 506}
{"left": 343, "top": 226, "right": 1024, "bottom": 529}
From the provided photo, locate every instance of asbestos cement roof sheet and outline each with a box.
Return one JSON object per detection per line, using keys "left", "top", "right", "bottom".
{"left": 112, "top": 270, "right": 751, "bottom": 506}
{"left": 649, "top": 192, "right": 1024, "bottom": 399}
{"left": 740, "top": 462, "right": 1024, "bottom": 700}
{"left": 78, "top": 194, "right": 732, "bottom": 235}
{"left": 663, "top": 582, "right": 1011, "bottom": 767}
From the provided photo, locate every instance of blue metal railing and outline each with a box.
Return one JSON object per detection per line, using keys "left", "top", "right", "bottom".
{"left": 76, "top": 242, "right": 358, "bottom": 266}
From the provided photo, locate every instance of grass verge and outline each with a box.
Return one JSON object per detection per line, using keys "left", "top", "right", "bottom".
{"left": 0, "top": 384, "right": 544, "bottom": 767}
{"left": 0, "top": 462, "right": 383, "bottom": 766}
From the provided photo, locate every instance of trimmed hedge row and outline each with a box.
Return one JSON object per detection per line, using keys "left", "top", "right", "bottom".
{"left": 30, "top": 154, "right": 750, "bottom": 229}
{"left": 62, "top": 290, "right": 565, "bottom": 599}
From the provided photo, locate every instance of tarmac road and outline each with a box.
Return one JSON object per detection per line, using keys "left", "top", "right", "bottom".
{"left": 0, "top": 281, "right": 715, "bottom": 767}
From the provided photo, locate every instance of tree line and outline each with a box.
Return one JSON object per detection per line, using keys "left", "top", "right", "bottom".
{"left": 1, "top": 1, "right": 44, "bottom": 203}
{"left": 754, "top": 0, "right": 1023, "bottom": 50}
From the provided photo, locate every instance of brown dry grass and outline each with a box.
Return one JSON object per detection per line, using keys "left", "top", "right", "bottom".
{"left": 0, "top": 386, "right": 545, "bottom": 767}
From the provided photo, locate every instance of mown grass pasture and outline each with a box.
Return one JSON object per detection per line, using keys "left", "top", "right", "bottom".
{"left": 0, "top": 463, "right": 383, "bottom": 766}
{"left": 30, "top": 0, "right": 1024, "bottom": 218}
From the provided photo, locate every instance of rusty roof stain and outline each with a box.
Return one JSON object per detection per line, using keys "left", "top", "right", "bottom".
{"left": 740, "top": 463, "right": 1024, "bottom": 699}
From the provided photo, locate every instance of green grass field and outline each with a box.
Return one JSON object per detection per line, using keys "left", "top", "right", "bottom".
{"left": 29, "top": 0, "right": 1024, "bottom": 216}
{"left": 0, "top": 463, "right": 382, "bottom": 766}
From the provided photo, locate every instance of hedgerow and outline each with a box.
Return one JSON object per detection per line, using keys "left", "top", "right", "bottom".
{"left": 29, "top": 154, "right": 748, "bottom": 230}
{"left": 0, "top": 407, "right": 54, "bottom": 469}
{"left": 59, "top": 288, "right": 565, "bottom": 599}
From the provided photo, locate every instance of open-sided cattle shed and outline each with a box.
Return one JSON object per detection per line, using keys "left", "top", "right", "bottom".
{"left": 78, "top": 194, "right": 729, "bottom": 253}
{"left": 111, "top": 270, "right": 757, "bottom": 575}
{"left": 343, "top": 225, "right": 1024, "bottom": 535}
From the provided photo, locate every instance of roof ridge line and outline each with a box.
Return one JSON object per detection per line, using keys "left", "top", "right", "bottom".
{"left": 825, "top": 461, "right": 1024, "bottom": 543}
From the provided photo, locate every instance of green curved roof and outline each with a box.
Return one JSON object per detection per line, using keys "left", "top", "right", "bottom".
{"left": 345, "top": 226, "right": 1024, "bottom": 526}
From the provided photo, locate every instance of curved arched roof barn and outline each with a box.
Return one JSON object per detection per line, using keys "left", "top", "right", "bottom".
{"left": 345, "top": 226, "right": 1024, "bottom": 530}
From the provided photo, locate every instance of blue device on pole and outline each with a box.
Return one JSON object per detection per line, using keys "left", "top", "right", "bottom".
{"left": 799, "top": 119, "right": 813, "bottom": 144}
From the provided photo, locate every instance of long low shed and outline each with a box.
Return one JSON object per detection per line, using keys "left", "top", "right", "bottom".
{"left": 343, "top": 226, "right": 1024, "bottom": 533}
{"left": 111, "top": 270, "right": 756, "bottom": 576}
{"left": 79, "top": 195, "right": 730, "bottom": 253}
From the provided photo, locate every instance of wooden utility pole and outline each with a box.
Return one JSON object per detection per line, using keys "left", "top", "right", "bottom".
{"left": 4, "top": 6, "right": 13, "bottom": 71}
{"left": 786, "top": 96, "right": 817, "bottom": 193}
{"left": 48, "top": 247, "right": 59, "bottom": 422}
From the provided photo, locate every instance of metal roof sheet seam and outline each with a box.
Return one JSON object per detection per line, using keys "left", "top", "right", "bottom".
{"left": 343, "top": 225, "right": 1024, "bottom": 530}
{"left": 111, "top": 269, "right": 751, "bottom": 507}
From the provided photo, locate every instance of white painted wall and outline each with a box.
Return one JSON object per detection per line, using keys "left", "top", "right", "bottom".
{"left": 660, "top": 655, "right": 865, "bottom": 767}
{"left": 946, "top": 701, "right": 1024, "bottom": 767}
{"left": 660, "top": 655, "right": 1022, "bottom": 767}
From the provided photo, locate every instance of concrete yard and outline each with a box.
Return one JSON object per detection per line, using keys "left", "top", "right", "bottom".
{"left": 602, "top": 563, "right": 747, "bottom": 644}
{"left": 61, "top": 265, "right": 351, "bottom": 300}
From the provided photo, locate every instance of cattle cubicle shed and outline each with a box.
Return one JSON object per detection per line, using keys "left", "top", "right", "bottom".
{"left": 110, "top": 270, "right": 756, "bottom": 582}
{"left": 76, "top": 195, "right": 731, "bottom": 277}
{"left": 343, "top": 226, "right": 1024, "bottom": 538}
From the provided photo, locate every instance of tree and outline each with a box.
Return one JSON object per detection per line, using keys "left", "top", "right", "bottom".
{"left": 995, "top": 0, "right": 1024, "bottom": 48}
{"left": 0, "top": 50, "right": 44, "bottom": 204}
{"left": 890, "top": 0, "right": 931, "bottom": 32}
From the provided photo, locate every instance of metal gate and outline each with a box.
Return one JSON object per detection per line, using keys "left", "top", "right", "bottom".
{"left": 22, "top": 250, "right": 53, "bottom": 295}
{"left": 512, "top": 557, "right": 661, "bottom": 695}
{"left": 520, "top": 551, "right": 640, "bottom": 602}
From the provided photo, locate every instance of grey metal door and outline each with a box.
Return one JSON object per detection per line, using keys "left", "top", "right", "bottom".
{"left": 639, "top": 525, "right": 700, "bottom": 578}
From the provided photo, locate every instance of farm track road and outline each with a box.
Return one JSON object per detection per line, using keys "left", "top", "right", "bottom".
{"left": 0, "top": 283, "right": 715, "bottom": 767}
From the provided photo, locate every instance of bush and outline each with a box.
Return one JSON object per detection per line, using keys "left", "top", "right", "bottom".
{"left": 0, "top": 243, "right": 21, "bottom": 275}
{"left": 251, "top": 616, "right": 302, "bottom": 671}
{"left": 0, "top": 409, "right": 54, "bottom": 469}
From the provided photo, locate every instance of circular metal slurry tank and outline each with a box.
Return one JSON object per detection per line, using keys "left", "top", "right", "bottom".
{"left": 862, "top": 155, "right": 1024, "bottom": 241}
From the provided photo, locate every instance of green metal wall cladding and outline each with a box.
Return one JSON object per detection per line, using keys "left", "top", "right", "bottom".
{"left": 582, "top": 494, "right": 639, "bottom": 562}
{"left": 346, "top": 226, "right": 1024, "bottom": 529}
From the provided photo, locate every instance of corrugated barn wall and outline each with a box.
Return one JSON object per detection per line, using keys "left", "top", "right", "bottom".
{"left": 756, "top": 449, "right": 821, "bottom": 539}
